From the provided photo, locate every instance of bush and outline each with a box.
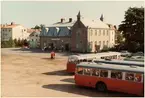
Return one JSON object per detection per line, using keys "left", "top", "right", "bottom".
{"left": 101, "top": 46, "right": 109, "bottom": 52}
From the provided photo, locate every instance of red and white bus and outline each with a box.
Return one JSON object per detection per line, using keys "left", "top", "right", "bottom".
{"left": 67, "top": 52, "right": 121, "bottom": 73}
{"left": 93, "top": 59, "right": 144, "bottom": 67}
{"left": 75, "top": 62, "right": 144, "bottom": 96}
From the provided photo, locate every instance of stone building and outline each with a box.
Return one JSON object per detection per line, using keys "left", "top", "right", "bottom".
{"left": 40, "top": 18, "right": 76, "bottom": 51}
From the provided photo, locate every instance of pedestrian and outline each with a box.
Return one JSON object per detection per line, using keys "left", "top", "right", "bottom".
{"left": 50, "top": 50, "right": 55, "bottom": 59}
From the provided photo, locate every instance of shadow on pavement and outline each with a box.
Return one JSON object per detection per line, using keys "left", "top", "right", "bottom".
{"left": 42, "top": 70, "right": 74, "bottom": 76}
{"left": 42, "top": 84, "right": 136, "bottom": 97}
{"left": 60, "top": 78, "right": 75, "bottom": 83}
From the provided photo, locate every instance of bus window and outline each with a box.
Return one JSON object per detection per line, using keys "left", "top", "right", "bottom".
{"left": 84, "top": 68, "right": 91, "bottom": 76}
{"left": 77, "top": 67, "right": 83, "bottom": 74}
{"left": 88, "top": 59, "right": 92, "bottom": 62}
{"left": 125, "top": 72, "right": 135, "bottom": 81}
{"left": 92, "top": 68, "right": 100, "bottom": 76}
{"left": 83, "top": 59, "right": 87, "bottom": 62}
{"left": 134, "top": 73, "right": 142, "bottom": 82}
{"left": 100, "top": 69, "right": 108, "bottom": 77}
{"left": 111, "top": 71, "right": 122, "bottom": 79}
{"left": 80, "top": 59, "right": 83, "bottom": 63}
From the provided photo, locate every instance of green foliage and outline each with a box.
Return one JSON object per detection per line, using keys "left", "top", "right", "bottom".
{"left": 34, "top": 25, "right": 40, "bottom": 29}
{"left": 101, "top": 46, "right": 109, "bottom": 52}
{"left": 116, "top": 32, "right": 124, "bottom": 44}
{"left": 1, "top": 38, "right": 15, "bottom": 48}
{"left": 118, "top": 7, "right": 144, "bottom": 52}
{"left": 1, "top": 38, "right": 28, "bottom": 48}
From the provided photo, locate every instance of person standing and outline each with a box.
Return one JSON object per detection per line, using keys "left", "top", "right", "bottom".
{"left": 50, "top": 51, "right": 55, "bottom": 59}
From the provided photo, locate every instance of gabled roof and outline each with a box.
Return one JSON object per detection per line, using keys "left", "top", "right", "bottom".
{"left": 80, "top": 18, "right": 109, "bottom": 29}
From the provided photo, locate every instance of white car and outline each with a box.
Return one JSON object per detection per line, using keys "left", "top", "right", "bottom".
{"left": 120, "top": 51, "right": 132, "bottom": 57}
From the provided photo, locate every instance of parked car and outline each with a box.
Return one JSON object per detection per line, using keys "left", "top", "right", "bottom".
{"left": 120, "top": 51, "right": 132, "bottom": 57}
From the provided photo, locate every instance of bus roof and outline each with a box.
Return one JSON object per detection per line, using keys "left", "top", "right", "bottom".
{"left": 124, "top": 56, "right": 144, "bottom": 62}
{"left": 93, "top": 59, "right": 144, "bottom": 67}
{"left": 77, "top": 62, "right": 144, "bottom": 73}
{"left": 68, "top": 52, "right": 121, "bottom": 60}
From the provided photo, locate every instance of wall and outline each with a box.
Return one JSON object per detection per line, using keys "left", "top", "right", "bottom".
{"left": 71, "top": 21, "right": 87, "bottom": 52}
{"left": 13, "top": 25, "right": 29, "bottom": 40}
{"left": 87, "top": 28, "right": 110, "bottom": 52}
{"left": 1, "top": 28, "right": 12, "bottom": 41}
{"left": 40, "top": 36, "right": 71, "bottom": 50}
{"left": 29, "top": 32, "right": 40, "bottom": 48}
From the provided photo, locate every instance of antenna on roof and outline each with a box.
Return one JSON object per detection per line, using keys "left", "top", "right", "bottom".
{"left": 100, "top": 14, "right": 104, "bottom": 22}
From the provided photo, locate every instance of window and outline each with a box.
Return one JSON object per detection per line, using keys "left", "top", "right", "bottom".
{"left": 84, "top": 68, "right": 91, "bottom": 76}
{"left": 92, "top": 68, "right": 100, "bottom": 76}
{"left": 32, "top": 39, "right": 33, "bottom": 41}
{"left": 95, "top": 30, "right": 97, "bottom": 36}
{"left": 103, "top": 41, "right": 105, "bottom": 46}
{"left": 107, "top": 30, "right": 109, "bottom": 36}
{"left": 111, "top": 71, "right": 122, "bottom": 79}
{"left": 3, "top": 29, "right": 4, "bottom": 31}
{"left": 99, "top": 30, "right": 101, "bottom": 36}
{"left": 9, "top": 29, "right": 11, "bottom": 32}
{"left": 100, "top": 69, "right": 108, "bottom": 77}
{"left": 91, "top": 29, "right": 93, "bottom": 36}
{"left": 125, "top": 72, "right": 135, "bottom": 81}
{"left": 103, "top": 30, "right": 105, "bottom": 36}
{"left": 77, "top": 67, "right": 83, "bottom": 75}
{"left": 36, "top": 35, "right": 38, "bottom": 37}
{"left": 106, "top": 41, "right": 108, "bottom": 46}
{"left": 99, "top": 41, "right": 101, "bottom": 45}
{"left": 95, "top": 41, "right": 97, "bottom": 45}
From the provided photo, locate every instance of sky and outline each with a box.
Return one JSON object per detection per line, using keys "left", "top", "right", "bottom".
{"left": 1, "top": 1, "right": 144, "bottom": 28}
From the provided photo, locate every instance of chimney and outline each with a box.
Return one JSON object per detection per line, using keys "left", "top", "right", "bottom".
{"left": 69, "top": 18, "right": 72, "bottom": 22}
{"left": 11, "top": 22, "right": 15, "bottom": 25}
{"left": 61, "top": 18, "right": 65, "bottom": 23}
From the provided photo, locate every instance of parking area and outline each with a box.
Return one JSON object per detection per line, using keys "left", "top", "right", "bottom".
{"left": 1, "top": 48, "right": 135, "bottom": 97}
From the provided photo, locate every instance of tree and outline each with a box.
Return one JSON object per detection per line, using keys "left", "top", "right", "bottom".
{"left": 34, "top": 25, "right": 40, "bottom": 29}
{"left": 8, "top": 38, "right": 15, "bottom": 47}
{"left": 116, "top": 31, "right": 124, "bottom": 44}
{"left": 17, "top": 38, "right": 21, "bottom": 46}
{"left": 14, "top": 38, "right": 18, "bottom": 46}
{"left": 118, "top": 7, "right": 144, "bottom": 52}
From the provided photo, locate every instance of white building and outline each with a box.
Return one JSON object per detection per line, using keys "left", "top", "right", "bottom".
{"left": 28, "top": 29, "right": 40, "bottom": 48}
{"left": 1, "top": 22, "right": 30, "bottom": 41}
{"left": 71, "top": 12, "right": 116, "bottom": 52}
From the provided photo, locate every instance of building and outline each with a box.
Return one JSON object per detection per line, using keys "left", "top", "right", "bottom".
{"left": 40, "top": 12, "right": 116, "bottom": 52}
{"left": 70, "top": 12, "right": 116, "bottom": 52}
{"left": 28, "top": 29, "right": 41, "bottom": 48}
{"left": 40, "top": 18, "right": 76, "bottom": 51}
{"left": 1, "top": 22, "right": 30, "bottom": 41}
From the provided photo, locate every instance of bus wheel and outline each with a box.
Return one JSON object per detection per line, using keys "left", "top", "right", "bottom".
{"left": 96, "top": 82, "right": 107, "bottom": 92}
